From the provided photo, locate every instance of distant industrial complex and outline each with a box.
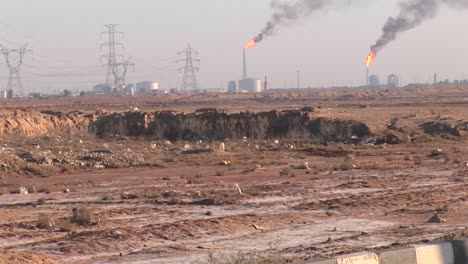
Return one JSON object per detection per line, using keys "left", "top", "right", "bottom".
{"left": 0, "top": 23, "right": 466, "bottom": 98}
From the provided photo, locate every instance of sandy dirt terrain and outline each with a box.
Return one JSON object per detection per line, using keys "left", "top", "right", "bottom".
{"left": 0, "top": 86, "right": 467, "bottom": 263}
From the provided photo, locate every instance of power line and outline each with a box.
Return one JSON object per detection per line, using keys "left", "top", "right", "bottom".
{"left": 177, "top": 43, "right": 200, "bottom": 92}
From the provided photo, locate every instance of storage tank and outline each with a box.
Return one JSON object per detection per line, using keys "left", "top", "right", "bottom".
{"left": 239, "top": 78, "right": 262, "bottom": 93}
{"left": 136, "top": 81, "right": 159, "bottom": 94}
{"left": 150, "top": 82, "right": 159, "bottom": 93}
{"left": 92, "top": 83, "right": 111, "bottom": 94}
{"left": 227, "top": 81, "right": 237, "bottom": 93}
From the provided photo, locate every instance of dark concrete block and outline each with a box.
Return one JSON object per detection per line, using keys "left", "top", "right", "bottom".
{"left": 378, "top": 247, "right": 417, "bottom": 264}
{"left": 452, "top": 240, "right": 468, "bottom": 264}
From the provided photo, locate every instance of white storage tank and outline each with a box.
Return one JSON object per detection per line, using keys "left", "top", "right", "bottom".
{"left": 239, "top": 78, "right": 262, "bottom": 93}
{"left": 136, "top": 81, "right": 159, "bottom": 94}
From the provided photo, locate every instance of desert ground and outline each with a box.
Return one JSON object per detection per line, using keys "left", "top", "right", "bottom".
{"left": 0, "top": 86, "right": 467, "bottom": 264}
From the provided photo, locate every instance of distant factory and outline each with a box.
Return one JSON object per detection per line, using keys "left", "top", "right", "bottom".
{"left": 227, "top": 49, "right": 264, "bottom": 93}
{"left": 92, "top": 81, "right": 159, "bottom": 95}
{"left": 387, "top": 74, "right": 399, "bottom": 88}
{"left": 366, "top": 73, "right": 401, "bottom": 89}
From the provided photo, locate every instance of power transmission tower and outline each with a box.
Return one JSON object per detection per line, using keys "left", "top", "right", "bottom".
{"left": 100, "top": 24, "right": 133, "bottom": 93}
{"left": 177, "top": 43, "right": 200, "bottom": 92}
{"left": 0, "top": 43, "right": 31, "bottom": 97}
{"left": 112, "top": 57, "right": 134, "bottom": 91}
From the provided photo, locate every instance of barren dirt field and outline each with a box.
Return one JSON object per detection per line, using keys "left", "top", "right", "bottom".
{"left": 0, "top": 86, "right": 468, "bottom": 263}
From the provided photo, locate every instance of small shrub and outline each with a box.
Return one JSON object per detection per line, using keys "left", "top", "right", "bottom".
{"left": 215, "top": 170, "right": 225, "bottom": 176}
{"left": 37, "top": 214, "right": 55, "bottom": 229}
{"left": 59, "top": 165, "right": 73, "bottom": 173}
{"left": 429, "top": 149, "right": 443, "bottom": 157}
{"left": 121, "top": 192, "right": 138, "bottom": 200}
{"left": 344, "top": 154, "right": 356, "bottom": 163}
{"left": 242, "top": 166, "right": 257, "bottom": 174}
{"left": 280, "top": 168, "right": 292, "bottom": 177}
{"left": 22, "top": 165, "right": 54, "bottom": 177}
{"left": 404, "top": 155, "right": 413, "bottom": 161}
{"left": 28, "top": 186, "right": 36, "bottom": 193}
{"left": 38, "top": 188, "right": 50, "bottom": 194}
{"left": 57, "top": 219, "right": 74, "bottom": 232}
{"left": 71, "top": 207, "right": 97, "bottom": 226}
{"left": 186, "top": 177, "right": 202, "bottom": 184}
{"left": 168, "top": 198, "right": 182, "bottom": 205}
{"left": 340, "top": 154, "right": 357, "bottom": 171}
{"left": 9, "top": 188, "right": 21, "bottom": 194}
{"left": 413, "top": 156, "right": 423, "bottom": 165}
{"left": 339, "top": 161, "right": 355, "bottom": 171}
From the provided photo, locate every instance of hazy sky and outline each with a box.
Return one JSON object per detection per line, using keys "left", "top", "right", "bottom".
{"left": 0, "top": 0, "right": 467, "bottom": 93}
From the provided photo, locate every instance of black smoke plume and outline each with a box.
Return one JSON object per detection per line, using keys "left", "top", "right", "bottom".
{"left": 371, "top": 0, "right": 468, "bottom": 53}
{"left": 251, "top": 0, "right": 329, "bottom": 44}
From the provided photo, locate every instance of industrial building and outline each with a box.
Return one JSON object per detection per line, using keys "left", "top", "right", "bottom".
{"left": 369, "top": 74, "right": 380, "bottom": 87}
{"left": 92, "top": 84, "right": 111, "bottom": 95}
{"left": 92, "top": 81, "right": 159, "bottom": 95}
{"left": 237, "top": 49, "right": 262, "bottom": 93}
{"left": 387, "top": 74, "right": 400, "bottom": 88}
{"left": 263, "top": 76, "right": 269, "bottom": 92}
{"left": 227, "top": 81, "right": 237, "bottom": 93}
{"left": 136, "top": 81, "right": 159, "bottom": 94}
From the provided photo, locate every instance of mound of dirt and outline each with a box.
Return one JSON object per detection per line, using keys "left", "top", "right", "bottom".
{"left": 420, "top": 121, "right": 462, "bottom": 137}
{"left": 0, "top": 110, "right": 90, "bottom": 138}
{"left": 91, "top": 109, "right": 372, "bottom": 143}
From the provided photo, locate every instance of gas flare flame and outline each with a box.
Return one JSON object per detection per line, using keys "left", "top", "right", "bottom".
{"left": 244, "top": 39, "right": 257, "bottom": 49}
{"left": 366, "top": 51, "right": 376, "bottom": 68}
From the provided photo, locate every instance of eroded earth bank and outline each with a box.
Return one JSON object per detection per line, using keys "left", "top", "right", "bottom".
{"left": 0, "top": 87, "right": 467, "bottom": 263}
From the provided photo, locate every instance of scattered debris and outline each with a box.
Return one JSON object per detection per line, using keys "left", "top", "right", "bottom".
{"left": 121, "top": 192, "right": 138, "bottom": 200}
{"left": 253, "top": 224, "right": 264, "bottom": 230}
{"left": 19, "top": 187, "right": 29, "bottom": 195}
{"left": 295, "top": 162, "right": 311, "bottom": 170}
{"left": 427, "top": 214, "right": 446, "bottom": 223}
{"left": 220, "top": 160, "right": 231, "bottom": 166}
{"left": 429, "top": 148, "right": 443, "bottom": 157}
{"left": 183, "top": 144, "right": 192, "bottom": 150}
{"left": 235, "top": 183, "right": 242, "bottom": 195}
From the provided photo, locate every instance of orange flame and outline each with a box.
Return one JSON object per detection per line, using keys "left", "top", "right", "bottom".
{"left": 244, "top": 39, "right": 256, "bottom": 49}
{"left": 366, "top": 51, "right": 376, "bottom": 68}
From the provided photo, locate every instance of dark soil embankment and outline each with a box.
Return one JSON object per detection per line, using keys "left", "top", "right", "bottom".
{"left": 90, "top": 109, "right": 372, "bottom": 143}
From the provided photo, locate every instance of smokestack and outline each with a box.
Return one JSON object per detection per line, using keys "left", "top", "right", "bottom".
{"left": 264, "top": 76, "right": 269, "bottom": 92}
{"left": 297, "top": 69, "right": 300, "bottom": 89}
{"left": 243, "top": 49, "right": 247, "bottom": 80}
{"left": 366, "top": 68, "right": 369, "bottom": 86}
